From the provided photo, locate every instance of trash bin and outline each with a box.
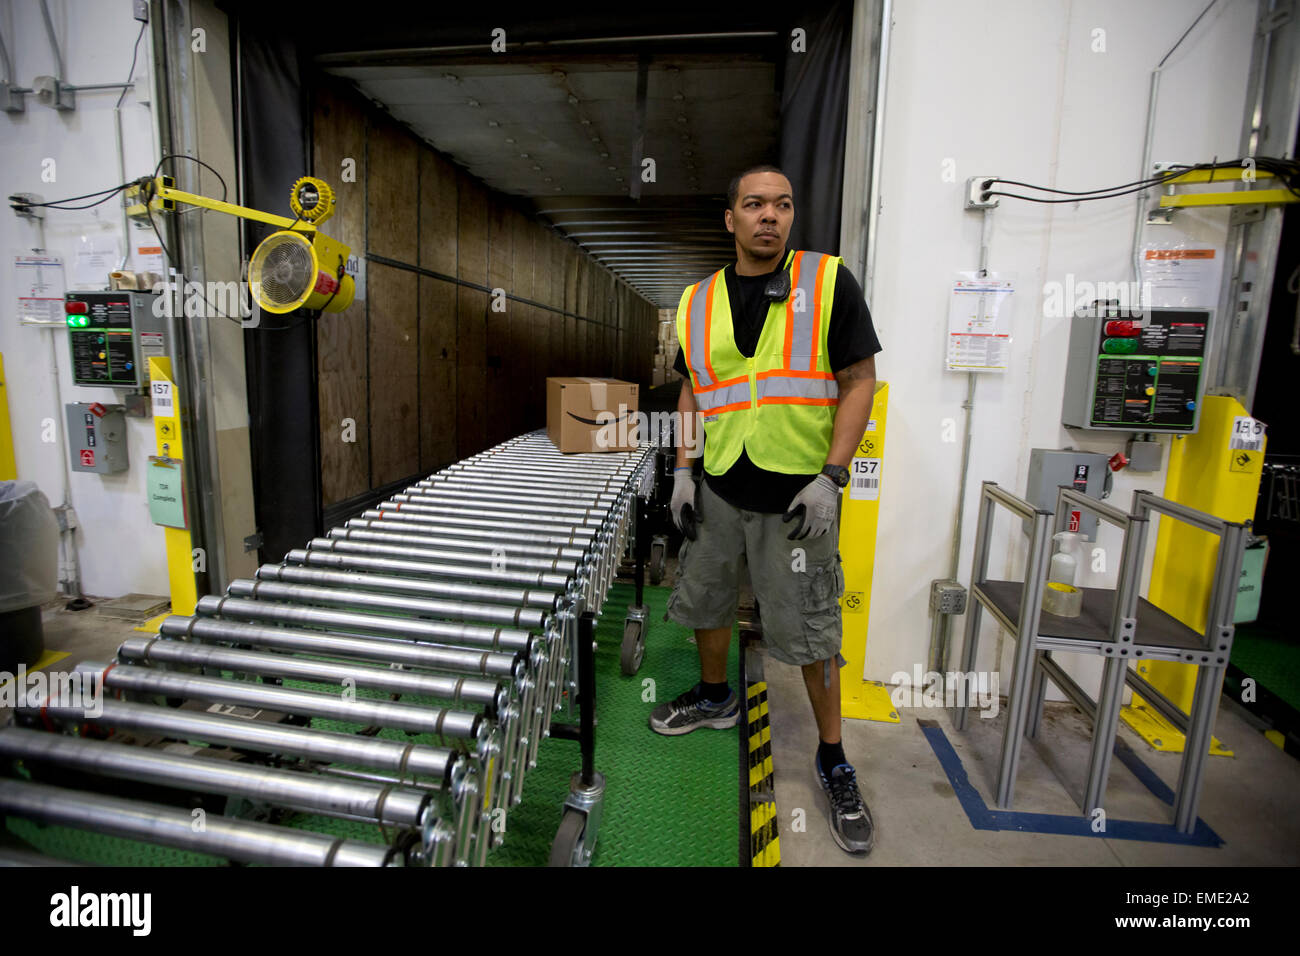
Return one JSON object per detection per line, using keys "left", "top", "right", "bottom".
{"left": 0, "top": 481, "right": 60, "bottom": 673}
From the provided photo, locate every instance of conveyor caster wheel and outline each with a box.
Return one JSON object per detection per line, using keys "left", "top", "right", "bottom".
{"left": 648, "top": 535, "right": 667, "bottom": 585}
{"left": 548, "top": 807, "right": 587, "bottom": 867}
{"left": 620, "top": 618, "right": 645, "bottom": 675}
{"left": 549, "top": 771, "right": 604, "bottom": 867}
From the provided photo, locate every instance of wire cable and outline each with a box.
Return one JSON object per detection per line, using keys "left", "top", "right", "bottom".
{"left": 153, "top": 153, "right": 228, "bottom": 202}
{"left": 115, "top": 20, "right": 147, "bottom": 110}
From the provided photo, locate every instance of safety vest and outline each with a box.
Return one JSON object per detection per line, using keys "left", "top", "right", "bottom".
{"left": 676, "top": 250, "right": 840, "bottom": 476}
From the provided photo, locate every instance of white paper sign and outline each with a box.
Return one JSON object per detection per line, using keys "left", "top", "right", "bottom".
{"left": 1229, "top": 416, "right": 1265, "bottom": 452}
{"left": 15, "top": 255, "right": 66, "bottom": 325}
{"left": 947, "top": 273, "right": 1014, "bottom": 372}
{"left": 151, "top": 380, "right": 175, "bottom": 419}
{"left": 849, "top": 457, "right": 881, "bottom": 501}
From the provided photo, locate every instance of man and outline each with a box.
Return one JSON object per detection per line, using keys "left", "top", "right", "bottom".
{"left": 650, "top": 165, "right": 882, "bottom": 855}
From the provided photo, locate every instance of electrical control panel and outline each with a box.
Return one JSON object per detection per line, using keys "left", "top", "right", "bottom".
{"left": 64, "top": 291, "right": 165, "bottom": 388}
{"left": 1061, "top": 305, "right": 1212, "bottom": 433}
{"left": 65, "top": 402, "right": 128, "bottom": 474}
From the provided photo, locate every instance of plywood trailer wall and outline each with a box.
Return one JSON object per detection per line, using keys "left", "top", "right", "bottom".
{"left": 311, "top": 78, "right": 657, "bottom": 513}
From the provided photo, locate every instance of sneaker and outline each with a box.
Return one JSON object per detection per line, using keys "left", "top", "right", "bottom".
{"left": 815, "top": 756, "right": 875, "bottom": 855}
{"left": 648, "top": 684, "right": 739, "bottom": 736}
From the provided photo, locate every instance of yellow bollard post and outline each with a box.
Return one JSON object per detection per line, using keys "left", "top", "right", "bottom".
{"left": 838, "top": 382, "right": 899, "bottom": 722}
{"left": 136, "top": 356, "right": 198, "bottom": 632}
{"left": 0, "top": 354, "right": 16, "bottom": 480}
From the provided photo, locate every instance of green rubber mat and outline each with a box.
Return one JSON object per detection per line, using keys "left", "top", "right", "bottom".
{"left": 1231, "top": 621, "right": 1300, "bottom": 712}
{"left": 489, "top": 581, "right": 740, "bottom": 867}
{"left": 3, "top": 582, "right": 740, "bottom": 866}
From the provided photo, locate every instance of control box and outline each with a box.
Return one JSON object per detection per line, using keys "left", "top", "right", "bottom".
{"left": 65, "top": 402, "right": 128, "bottom": 474}
{"left": 1061, "top": 305, "right": 1211, "bottom": 433}
{"left": 64, "top": 291, "right": 166, "bottom": 388}
{"left": 1025, "top": 448, "right": 1111, "bottom": 540}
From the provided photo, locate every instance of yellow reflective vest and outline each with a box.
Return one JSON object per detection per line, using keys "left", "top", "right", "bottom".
{"left": 676, "top": 249, "right": 840, "bottom": 476}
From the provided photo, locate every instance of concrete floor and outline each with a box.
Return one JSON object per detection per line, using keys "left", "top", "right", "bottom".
{"left": 761, "top": 647, "right": 1300, "bottom": 866}
{"left": 0, "top": 599, "right": 145, "bottom": 723}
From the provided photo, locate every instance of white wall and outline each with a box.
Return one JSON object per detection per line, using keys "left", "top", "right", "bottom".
{"left": 863, "top": 0, "right": 1255, "bottom": 695}
{"left": 0, "top": 0, "right": 168, "bottom": 598}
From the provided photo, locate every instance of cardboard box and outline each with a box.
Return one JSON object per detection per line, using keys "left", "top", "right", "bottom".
{"left": 546, "top": 377, "right": 639, "bottom": 453}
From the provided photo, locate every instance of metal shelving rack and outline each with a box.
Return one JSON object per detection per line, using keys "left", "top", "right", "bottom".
{"left": 952, "top": 480, "right": 1248, "bottom": 834}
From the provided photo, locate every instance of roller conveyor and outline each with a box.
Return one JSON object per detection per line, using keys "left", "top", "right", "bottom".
{"left": 0, "top": 430, "right": 662, "bottom": 868}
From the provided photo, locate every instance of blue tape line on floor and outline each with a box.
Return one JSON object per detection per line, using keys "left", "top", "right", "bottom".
{"left": 918, "top": 720, "right": 1223, "bottom": 848}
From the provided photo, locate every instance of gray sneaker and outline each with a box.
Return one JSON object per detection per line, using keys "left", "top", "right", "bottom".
{"left": 649, "top": 684, "right": 739, "bottom": 736}
{"left": 816, "top": 756, "right": 875, "bottom": 855}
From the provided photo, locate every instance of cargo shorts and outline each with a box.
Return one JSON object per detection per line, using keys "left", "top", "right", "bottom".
{"left": 667, "top": 480, "right": 845, "bottom": 668}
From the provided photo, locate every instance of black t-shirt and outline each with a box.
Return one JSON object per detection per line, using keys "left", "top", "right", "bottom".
{"left": 673, "top": 251, "right": 883, "bottom": 513}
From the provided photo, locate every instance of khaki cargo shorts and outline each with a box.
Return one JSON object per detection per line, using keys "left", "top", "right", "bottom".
{"left": 666, "top": 480, "right": 845, "bottom": 668}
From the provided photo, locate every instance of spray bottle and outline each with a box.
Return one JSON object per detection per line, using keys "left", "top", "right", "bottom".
{"left": 1042, "top": 531, "right": 1085, "bottom": 617}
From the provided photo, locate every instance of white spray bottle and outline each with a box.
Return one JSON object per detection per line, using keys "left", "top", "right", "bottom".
{"left": 1043, "top": 531, "right": 1085, "bottom": 617}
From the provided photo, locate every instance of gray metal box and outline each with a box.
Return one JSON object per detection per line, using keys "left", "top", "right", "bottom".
{"left": 1025, "top": 448, "right": 1110, "bottom": 539}
{"left": 66, "top": 403, "right": 128, "bottom": 474}
{"left": 1061, "top": 305, "right": 1212, "bottom": 434}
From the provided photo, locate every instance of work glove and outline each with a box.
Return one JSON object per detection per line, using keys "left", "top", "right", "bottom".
{"left": 782, "top": 474, "right": 840, "bottom": 540}
{"left": 671, "top": 467, "right": 700, "bottom": 540}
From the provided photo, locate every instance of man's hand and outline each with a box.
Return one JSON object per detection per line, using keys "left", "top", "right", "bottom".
{"left": 671, "top": 467, "right": 700, "bottom": 540}
{"left": 782, "top": 474, "right": 840, "bottom": 540}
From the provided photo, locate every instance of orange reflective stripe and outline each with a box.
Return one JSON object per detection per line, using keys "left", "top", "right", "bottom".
{"left": 810, "top": 254, "right": 831, "bottom": 369}
{"left": 683, "top": 282, "right": 700, "bottom": 386}
{"left": 783, "top": 251, "right": 804, "bottom": 367}
{"left": 703, "top": 272, "right": 720, "bottom": 387}
{"left": 694, "top": 373, "right": 749, "bottom": 393}
{"left": 698, "top": 400, "right": 752, "bottom": 416}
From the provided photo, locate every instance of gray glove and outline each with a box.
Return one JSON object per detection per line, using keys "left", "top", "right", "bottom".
{"left": 671, "top": 467, "right": 700, "bottom": 539}
{"left": 783, "top": 474, "right": 840, "bottom": 540}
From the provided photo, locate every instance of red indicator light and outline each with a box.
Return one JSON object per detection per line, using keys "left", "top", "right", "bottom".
{"left": 65, "top": 300, "right": 88, "bottom": 313}
{"left": 1103, "top": 320, "right": 1138, "bottom": 336}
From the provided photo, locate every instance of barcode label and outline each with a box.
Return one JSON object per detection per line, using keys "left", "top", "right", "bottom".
{"left": 850, "top": 457, "right": 882, "bottom": 501}
{"left": 1230, "top": 416, "right": 1265, "bottom": 451}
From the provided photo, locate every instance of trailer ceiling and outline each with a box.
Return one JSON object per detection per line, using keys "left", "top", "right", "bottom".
{"left": 320, "top": 53, "right": 780, "bottom": 307}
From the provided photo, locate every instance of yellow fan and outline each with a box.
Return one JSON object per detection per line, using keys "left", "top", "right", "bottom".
{"left": 127, "top": 174, "right": 355, "bottom": 314}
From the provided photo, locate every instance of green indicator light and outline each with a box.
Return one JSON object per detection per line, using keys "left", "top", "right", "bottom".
{"left": 1101, "top": 337, "right": 1138, "bottom": 355}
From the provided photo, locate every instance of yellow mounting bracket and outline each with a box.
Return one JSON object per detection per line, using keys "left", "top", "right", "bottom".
{"left": 124, "top": 176, "right": 319, "bottom": 233}
{"left": 1156, "top": 167, "right": 1298, "bottom": 208}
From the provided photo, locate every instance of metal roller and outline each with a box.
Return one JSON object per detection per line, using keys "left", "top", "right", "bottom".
{"left": 416, "top": 476, "right": 621, "bottom": 503}
{"left": 82, "top": 662, "right": 484, "bottom": 742}
{"left": 298, "top": 538, "right": 582, "bottom": 577}
{"left": 346, "top": 516, "right": 595, "bottom": 547}
{"left": 331, "top": 525, "right": 587, "bottom": 564}
{"left": 20, "top": 697, "right": 458, "bottom": 784}
{"left": 0, "top": 726, "right": 434, "bottom": 829}
{"left": 376, "top": 500, "right": 607, "bottom": 530}
{"left": 232, "top": 575, "right": 549, "bottom": 631}
{"left": 285, "top": 547, "right": 564, "bottom": 605}
{"left": 392, "top": 491, "right": 609, "bottom": 522}
{"left": 160, "top": 615, "right": 523, "bottom": 680}
{"left": 196, "top": 595, "right": 536, "bottom": 655}
{"left": 303, "top": 538, "right": 574, "bottom": 590}
{"left": 396, "top": 486, "right": 619, "bottom": 511}
{"left": 0, "top": 779, "right": 402, "bottom": 867}
{"left": 361, "top": 508, "right": 599, "bottom": 540}
{"left": 117, "top": 636, "right": 507, "bottom": 712}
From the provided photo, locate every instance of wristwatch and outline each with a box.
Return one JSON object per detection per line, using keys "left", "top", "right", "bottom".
{"left": 821, "top": 464, "right": 850, "bottom": 489}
